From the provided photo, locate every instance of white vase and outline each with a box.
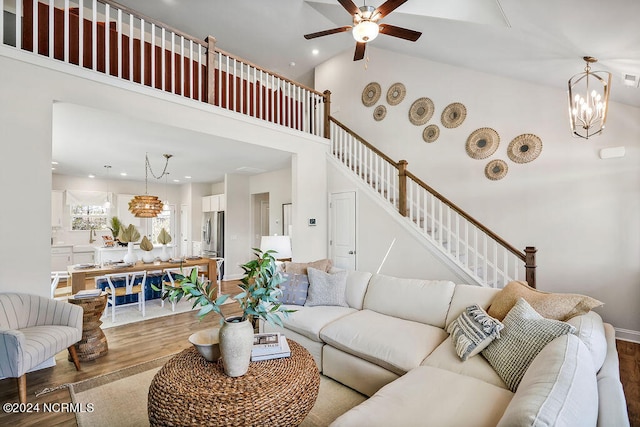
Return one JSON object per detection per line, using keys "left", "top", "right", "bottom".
{"left": 159, "top": 244, "right": 171, "bottom": 262}
{"left": 218, "top": 317, "right": 254, "bottom": 377}
{"left": 123, "top": 242, "right": 138, "bottom": 264}
{"left": 141, "top": 251, "right": 154, "bottom": 263}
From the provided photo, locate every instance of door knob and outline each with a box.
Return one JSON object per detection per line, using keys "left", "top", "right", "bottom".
{"left": 348, "top": 250, "right": 355, "bottom": 255}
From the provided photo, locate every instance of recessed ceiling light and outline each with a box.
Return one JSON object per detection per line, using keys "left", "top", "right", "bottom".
{"left": 88, "top": 174, "right": 95, "bottom": 178}
{"left": 120, "top": 172, "right": 127, "bottom": 176}
{"left": 51, "top": 167, "right": 56, "bottom": 171}
{"left": 289, "top": 61, "right": 296, "bottom": 67}
{"left": 51, "top": 161, "right": 59, "bottom": 165}
{"left": 312, "top": 49, "right": 319, "bottom": 56}
{"left": 184, "top": 176, "right": 192, "bottom": 179}
{"left": 173, "top": 179, "right": 180, "bottom": 183}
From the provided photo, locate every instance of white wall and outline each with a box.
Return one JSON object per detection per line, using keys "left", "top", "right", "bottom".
{"left": 316, "top": 47, "right": 640, "bottom": 338}
{"left": 224, "top": 174, "right": 252, "bottom": 279}
{"left": 249, "top": 167, "right": 293, "bottom": 236}
{"left": 0, "top": 47, "right": 329, "bottom": 297}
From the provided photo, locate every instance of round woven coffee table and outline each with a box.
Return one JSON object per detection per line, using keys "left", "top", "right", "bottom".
{"left": 67, "top": 293, "right": 108, "bottom": 361}
{"left": 148, "top": 339, "right": 320, "bottom": 426}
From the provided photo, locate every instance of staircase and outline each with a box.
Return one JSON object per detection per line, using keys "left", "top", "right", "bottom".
{"left": 329, "top": 117, "right": 537, "bottom": 289}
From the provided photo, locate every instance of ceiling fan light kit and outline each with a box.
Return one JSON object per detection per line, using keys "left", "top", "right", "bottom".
{"left": 304, "top": 0, "right": 421, "bottom": 61}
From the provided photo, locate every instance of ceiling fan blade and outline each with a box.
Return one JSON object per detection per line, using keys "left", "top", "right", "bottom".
{"left": 304, "top": 26, "right": 352, "bottom": 40}
{"left": 353, "top": 42, "right": 366, "bottom": 61}
{"left": 379, "top": 24, "right": 422, "bottom": 41}
{"left": 373, "top": 0, "right": 408, "bottom": 20}
{"left": 338, "top": 0, "right": 360, "bottom": 16}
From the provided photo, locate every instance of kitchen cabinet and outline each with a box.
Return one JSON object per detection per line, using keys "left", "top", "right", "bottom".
{"left": 51, "top": 190, "right": 64, "bottom": 228}
{"left": 51, "top": 246, "right": 73, "bottom": 271}
{"left": 202, "top": 194, "right": 226, "bottom": 212}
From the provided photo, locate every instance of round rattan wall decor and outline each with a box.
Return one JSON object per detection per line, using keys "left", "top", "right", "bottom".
{"left": 386, "top": 83, "right": 406, "bottom": 106}
{"left": 408, "top": 97, "right": 435, "bottom": 126}
{"left": 485, "top": 159, "right": 508, "bottom": 181}
{"left": 362, "top": 82, "right": 381, "bottom": 107}
{"left": 507, "top": 134, "right": 543, "bottom": 164}
{"left": 465, "top": 127, "right": 500, "bottom": 160}
{"left": 441, "top": 102, "right": 467, "bottom": 128}
{"left": 422, "top": 124, "right": 440, "bottom": 143}
{"left": 373, "top": 105, "right": 387, "bottom": 121}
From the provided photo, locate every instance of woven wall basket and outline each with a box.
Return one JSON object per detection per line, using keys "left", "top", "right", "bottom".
{"left": 362, "top": 82, "right": 381, "bottom": 107}
{"left": 485, "top": 159, "right": 508, "bottom": 180}
{"left": 422, "top": 124, "right": 440, "bottom": 143}
{"left": 466, "top": 127, "right": 500, "bottom": 159}
{"left": 441, "top": 102, "right": 467, "bottom": 128}
{"left": 507, "top": 134, "right": 543, "bottom": 163}
{"left": 386, "top": 83, "right": 406, "bottom": 106}
{"left": 408, "top": 97, "right": 435, "bottom": 126}
{"left": 373, "top": 105, "right": 387, "bottom": 121}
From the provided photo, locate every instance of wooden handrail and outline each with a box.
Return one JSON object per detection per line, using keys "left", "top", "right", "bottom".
{"left": 213, "top": 47, "right": 325, "bottom": 97}
{"left": 100, "top": 0, "right": 208, "bottom": 46}
{"left": 329, "top": 117, "right": 398, "bottom": 166}
{"left": 405, "top": 170, "right": 526, "bottom": 262}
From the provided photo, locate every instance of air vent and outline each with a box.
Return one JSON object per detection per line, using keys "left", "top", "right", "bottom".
{"left": 622, "top": 73, "right": 639, "bottom": 88}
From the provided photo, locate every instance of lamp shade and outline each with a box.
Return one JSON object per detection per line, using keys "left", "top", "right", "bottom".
{"left": 260, "top": 235, "right": 292, "bottom": 260}
{"left": 352, "top": 20, "right": 379, "bottom": 43}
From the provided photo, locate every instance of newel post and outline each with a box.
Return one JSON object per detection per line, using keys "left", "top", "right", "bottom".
{"left": 323, "top": 90, "right": 331, "bottom": 139}
{"left": 525, "top": 246, "right": 537, "bottom": 288}
{"left": 206, "top": 36, "right": 217, "bottom": 105}
{"left": 398, "top": 160, "right": 408, "bottom": 217}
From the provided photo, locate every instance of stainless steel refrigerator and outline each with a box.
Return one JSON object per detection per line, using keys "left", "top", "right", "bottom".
{"left": 202, "top": 211, "right": 224, "bottom": 267}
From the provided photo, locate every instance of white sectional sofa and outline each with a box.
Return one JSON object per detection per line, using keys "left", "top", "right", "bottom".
{"left": 261, "top": 271, "right": 630, "bottom": 427}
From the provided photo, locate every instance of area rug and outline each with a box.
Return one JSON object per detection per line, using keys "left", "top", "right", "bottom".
{"left": 70, "top": 355, "right": 366, "bottom": 427}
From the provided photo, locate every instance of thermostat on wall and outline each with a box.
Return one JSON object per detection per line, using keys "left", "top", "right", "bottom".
{"left": 308, "top": 218, "right": 317, "bottom": 226}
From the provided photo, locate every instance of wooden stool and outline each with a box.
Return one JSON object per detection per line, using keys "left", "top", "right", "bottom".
{"left": 67, "top": 293, "right": 109, "bottom": 361}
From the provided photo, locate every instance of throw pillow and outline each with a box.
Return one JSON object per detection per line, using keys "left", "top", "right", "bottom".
{"left": 482, "top": 298, "right": 576, "bottom": 392}
{"left": 275, "top": 274, "right": 309, "bottom": 306}
{"left": 446, "top": 304, "right": 504, "bottom": 361}
{"left": 284, "top": 259, "right": 333, "bottom": 275}
{"left": 487, "top": 280, "right": 603, "bottom": 321}
{"left": 304, "top": 267, "right": 348, "bottom": 307}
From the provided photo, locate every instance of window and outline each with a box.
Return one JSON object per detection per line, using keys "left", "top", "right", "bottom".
{"left": 71, "top": 204, "right": 109, "bottom": 231}
{"left": 151, "top": 209, "right": 172, "bottom": 244}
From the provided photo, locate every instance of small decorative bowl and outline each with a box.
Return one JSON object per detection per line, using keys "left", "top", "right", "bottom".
{"left": 188, "top": 328, "right": 221, "bottom": 362}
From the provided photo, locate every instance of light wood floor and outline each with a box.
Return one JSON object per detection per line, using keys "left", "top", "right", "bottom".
{"left": 1, "top": 281, "right": 639, "bottom": 426}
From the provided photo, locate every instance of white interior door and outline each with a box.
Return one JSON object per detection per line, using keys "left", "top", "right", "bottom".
{"left": 330, "top": 191, "right": 356, "bottom": 270}
{"left": 180, "top": 204, "right": 189, "bottom": 256}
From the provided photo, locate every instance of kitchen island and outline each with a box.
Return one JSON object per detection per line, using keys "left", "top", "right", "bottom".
{"left": 68, "top": 257, "right": 217, "bottom": 294}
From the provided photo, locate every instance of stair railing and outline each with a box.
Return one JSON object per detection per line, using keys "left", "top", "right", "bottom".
{"left": 1, "top": 0, "right": 327, "bottom": 137}
{"left": 330, "top": 117, "right": 537, "bottom": 289}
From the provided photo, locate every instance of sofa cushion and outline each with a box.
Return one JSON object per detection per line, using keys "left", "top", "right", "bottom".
{"left": 482, "top": 298, "right": 576, "bottom": 392}
{"left": 320, "top": 309, "right": 447, "bottom": 375}
{"left": 497, "top": 334, "right": 598, "bottom": 427}
{"left": 331, "top": 365, "right": 513, "bottom": 427}
{"left": 278, "top": 305, "right": 356, "bottom": 342}
{"left": 488, "top": 281, "right": 603, "bottom": 321}
{"left": 275, "top": 273, "right": 309, "bottom": 306}
{"left": 445, "top": 284, "right": 500, "bottom": 328}
{"left": 446, "top": 304, "right": 504, "bottom": 360}
{"left": 344, "top": 271, "right": 372, "bottom": 310}
{"left": 305, "top": 268, "right": 348, "bottom": 307}
{"left": 363, "top": 274, "right": 455, "bottom": 328}
{"left": 422, "top": 337, "right": 507, "bottom": 389}
{"left": 284, "top": 259, "right": 332, "bottom": 274}
{"left": 567, "top": 311, "right": 607, "bottom": 373}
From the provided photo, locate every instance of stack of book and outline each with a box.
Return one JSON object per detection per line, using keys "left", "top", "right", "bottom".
{"left": 73, "top": 289, "right": 102, "bottom": 299}
{"left": 251, "top": 332, "right": 291, "bottom": 362}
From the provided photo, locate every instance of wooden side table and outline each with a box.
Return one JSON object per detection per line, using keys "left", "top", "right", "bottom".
{"left": 67, "top": 293, "right": 109, "bottom": 361}
{"left": 148, "top": 340, "right": 320, "bottom": 426}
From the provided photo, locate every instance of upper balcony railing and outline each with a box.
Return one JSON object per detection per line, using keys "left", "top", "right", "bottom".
{"left": 0, "top": 0, "right": 329, "bottom": 137}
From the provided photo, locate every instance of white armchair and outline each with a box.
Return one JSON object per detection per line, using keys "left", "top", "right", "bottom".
{"left": 0, "top": 293, "right": 83, "bottom": 403}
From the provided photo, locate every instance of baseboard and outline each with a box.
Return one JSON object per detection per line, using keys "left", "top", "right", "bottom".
{"left": 615, "top": 328, "right": 640, "bottom": 343}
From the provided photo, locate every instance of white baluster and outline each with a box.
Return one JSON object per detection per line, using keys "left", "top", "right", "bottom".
{"left": 116, "top": 9, "right": 122, "bottom": 77}
{"left": 150, "top": 23, "right": 155, "bottom": 87}
{"left": 92, "top": 0, "right": 96, "bottom": 70}
{"left": 48, "top": 0, "right": 54, "bottom": 57}
{"left": 79, "top": 0, "right": 83, "bottom": 67}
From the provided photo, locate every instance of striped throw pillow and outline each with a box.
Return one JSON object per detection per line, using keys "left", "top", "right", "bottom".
{"left": 447, "top": 304, "right": 504, "bottom": 361}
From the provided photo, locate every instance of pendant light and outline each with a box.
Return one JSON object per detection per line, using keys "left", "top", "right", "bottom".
{"left": 104, "top": 165, "right": 112, "bottom": 209}
{"left": 129, "top": 154, "right": 172, "bottom": 218}
{"left": 567, "top": 56, "right": 611, "bottom": 139}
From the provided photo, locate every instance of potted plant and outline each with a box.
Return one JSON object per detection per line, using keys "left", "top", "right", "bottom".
{"left": 157, "top": 228, "right": 172, "bottom": 261}
{"left": 108, "top": 216, "right": 126, "bottom": 246}
{"left": 158, "top": 248, "right": 294, "bottom": 377}
{"left": 140, "top": 235, "right": 155, "bottom": 263}
{"left": 117, "top": 224, "right": 141, "bottom": 264}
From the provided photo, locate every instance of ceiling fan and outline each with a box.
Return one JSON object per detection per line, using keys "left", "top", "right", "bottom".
{"left": 304, "top": 0, "right": 422, "bottom": 61}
